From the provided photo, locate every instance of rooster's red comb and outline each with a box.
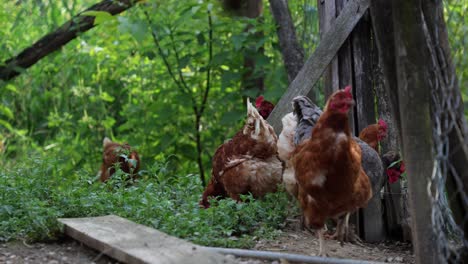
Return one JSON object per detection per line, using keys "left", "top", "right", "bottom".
{"left": 399, "top": 161, "right": 406, "bottom": 173}
{"left": 344, "top": 85, "right": 352, "bottom": 94}
{"left": 255, "top": 96, "right": 264, "bottom": 108}
{"left": 378, "top": 118, "right": 388, "bottom": 129}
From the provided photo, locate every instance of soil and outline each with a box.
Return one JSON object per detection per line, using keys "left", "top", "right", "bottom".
{"left": 0, "top": 237, "right": 120, "bottom": 264}
{"left": 252, "top": 217, "right": 415, "bottom": 263}
{"left": 0, "top": 218, "right": 414, "bottom": 264}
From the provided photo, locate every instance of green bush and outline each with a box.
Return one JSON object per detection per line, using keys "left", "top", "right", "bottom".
{"left": 0, "top": 154, "right": 293, "bottom": 248}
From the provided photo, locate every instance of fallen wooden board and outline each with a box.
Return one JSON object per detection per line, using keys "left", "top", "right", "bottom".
{"left": 58, "top": 215, "right": 232, "bottom": 264}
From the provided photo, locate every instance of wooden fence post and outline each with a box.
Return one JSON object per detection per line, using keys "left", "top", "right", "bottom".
{"left": 370, "top": 0, "right": 407, "bottom": 242}
{"left": 392, "top": 0, "right": 438, "bottom": 263}
{"left": 352, "top": 11, "right": 386, "bottom": 242}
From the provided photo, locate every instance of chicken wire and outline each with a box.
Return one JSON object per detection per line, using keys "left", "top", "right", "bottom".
{"left": 427, "top": 1, "right": 468, "bottom": 263}
{"left": 430, "top": 88, "right": 468, "bottom": 263}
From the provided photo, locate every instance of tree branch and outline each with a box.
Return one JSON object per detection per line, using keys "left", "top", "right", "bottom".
{"left": 194, "top": 10, "right": 214, "bottom": 187}
{"left": 199, "top": 10, "right": 213, "bottom": 117}
{"left": 268, "top": 0, "right": 305, "bottom": 83}
{"left": 0, "top": 0, "right": 143, "bottom": 81}
{"left": 168, "top": 31, "right": 192, "bottom": 96}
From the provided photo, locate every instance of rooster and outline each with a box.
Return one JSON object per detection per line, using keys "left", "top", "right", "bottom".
{"left": 292, "top": 86, "right": 372, "bottom": 256}
{"left": 359, "top": 119, "right": 388, "bottom": 152}
{"left": 99, "top": 137, "right": 140, "bottom": 182}
{"left": 200, "top": 98, "right": 283, "bottom": 208}
{"left": 255, "top": 95, "right": 275, "bottom": 119}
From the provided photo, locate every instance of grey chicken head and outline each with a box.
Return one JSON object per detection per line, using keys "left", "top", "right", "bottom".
{"left": 292, "top": 96, "right": 323, "bottom": 145}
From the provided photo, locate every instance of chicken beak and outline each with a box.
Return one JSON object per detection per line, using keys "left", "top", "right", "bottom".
{"left": 348, "top": 99, "right": 355, "bottom": 107}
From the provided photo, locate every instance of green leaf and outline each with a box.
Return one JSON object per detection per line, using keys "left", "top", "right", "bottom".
{"left": 196, "top": 33, "right": 205, "bottom": 45}
{"left": 220, "top": 110, "right": 244, "bottom": 125}
{"left": 179, "top": 55, "right": 191, "bottom": 69}
{"left": 117, "top": 17, "right": 148, "bottom": 43}
{"left": 102, "top": 117, "right": 116, "bottom": 129}
{"left": 232, "top": 34, "right": 246, "bottom": 51}
{"left": 5, "top": 84, "right": 18, "bottom": 93}
{"left": 221, "top": 71, "right": 240, "bottom": 90}
{"left": 81, "top": 11, "right": 116, "bottom": 25}
{"left": 0, "top": 119, "right": 13, "bottom": 132}
{"left": 211, "top": 51, "right": 231, "bottom": 67}
{"left": 0, "top": 105, "right": 14, "bottom": 119}
{"left": 388, "top": 159, "right": 402, "bottom": 169}
{"left": 99, "top": 92, "right": 115, "bottom": 102}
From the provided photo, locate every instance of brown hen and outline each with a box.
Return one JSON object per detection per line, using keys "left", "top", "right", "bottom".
{"left": 359, "top": 118, "right": 388, "bottom": 153}
{"left": 292, "top": 86, "right": 372, "bottom": 256}
{"left": 200, "top": 98, "right": 282, "bottom": 208}
{"left": 99, "top": 137, "right": 140, "bottom": 182}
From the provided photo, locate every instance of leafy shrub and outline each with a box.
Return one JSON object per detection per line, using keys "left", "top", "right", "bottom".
{"left": 0, "top": 154, "right": 292, "bottom": 248}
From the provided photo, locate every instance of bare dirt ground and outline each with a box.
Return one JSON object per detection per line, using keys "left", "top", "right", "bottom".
{"left": 252, "top": 217, "right": 414, "bottom": 264}
{"left": 0, "top": 237, "right": 120, "bottom": 264}
{"left": 0, "top": 218, "right": 414, "bottom": 264}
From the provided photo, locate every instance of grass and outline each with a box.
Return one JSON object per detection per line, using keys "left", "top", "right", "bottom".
{"left": 0, "top": 153, "right": 293, "bottom": 248}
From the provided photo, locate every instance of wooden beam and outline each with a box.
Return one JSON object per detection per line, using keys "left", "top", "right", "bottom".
{"left": 267, "top": 0, "right": 370, "bottom": 133}
{"left": 58, "top": 215, "right": 231, "bottom": 264}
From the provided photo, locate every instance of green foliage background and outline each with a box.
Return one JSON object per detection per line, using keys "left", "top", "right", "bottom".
{"left": 0, "top": 0, "right": 466, "bottom": 246}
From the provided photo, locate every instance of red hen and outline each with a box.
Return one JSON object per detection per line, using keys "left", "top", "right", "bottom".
{"left": 99, "top": 137, "right": 140, "bottom": 182}
{"left": 200, "top": 98, "right": 282, "bottom": 208}
{"left": 359, "top": 118, "right": 388, "bottom": 153}
{"left": 292, "top": 86, "right": 372, "bottom": 256}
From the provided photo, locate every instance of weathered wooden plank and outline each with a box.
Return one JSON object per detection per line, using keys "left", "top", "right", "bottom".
{"left": 370, "top": 0, "right": 405, "bottom": 241}
{"left": 352, "top": 11, "right": 385, "bottom": 242}
{"left": 58, "top": 215, "right": 232, "bottom": 264}
{"left": 335, "top": 0, "right": 357, "bottom": 148}
{"left": 267, "top": 0, "right": 370, "bottom": 133}
{"left": 317, "top": 0, "right": 339, "bottom": 100}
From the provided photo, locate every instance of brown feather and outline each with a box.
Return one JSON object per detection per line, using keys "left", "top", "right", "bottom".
{"left": 200, "top": 99, "right": 282, "bottom": 208}
{"left": 292, "top": 88, "right": 372, "bottom": 233}
{"left": 99, "top": 138, "right": 140, "bottom": 182}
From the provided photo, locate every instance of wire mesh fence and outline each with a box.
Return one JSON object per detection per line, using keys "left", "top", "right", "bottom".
{"left": 428, "top": 1, "right": 468, "bottom": 263}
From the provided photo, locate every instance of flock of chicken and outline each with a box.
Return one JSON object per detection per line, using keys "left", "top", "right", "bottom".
{"left": 98, "top": 86, "right": 405, "bottom": 257}
{"left": 200, "top": 86, "right": 405, "bottom": 256}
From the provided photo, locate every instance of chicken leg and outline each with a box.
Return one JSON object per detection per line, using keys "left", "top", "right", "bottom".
{"left": 317, "top": 227, "right": 329, "bottom": 257}
{"left": 326, "top": 213, "right": 351, "bottom": 245}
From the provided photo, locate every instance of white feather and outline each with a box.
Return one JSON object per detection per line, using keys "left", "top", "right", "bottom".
{"left": 277, "top": 112, "right": 297, "bottom": 162}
